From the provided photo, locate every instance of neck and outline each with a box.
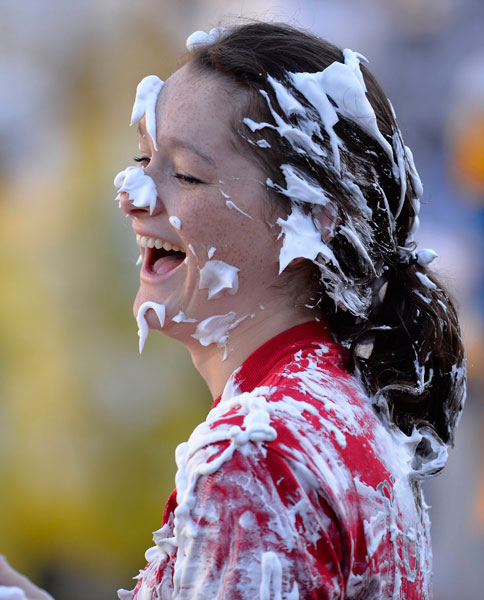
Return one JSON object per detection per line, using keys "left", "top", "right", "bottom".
{"left": 187, "top": 302, "right": 315, "bottom": 399}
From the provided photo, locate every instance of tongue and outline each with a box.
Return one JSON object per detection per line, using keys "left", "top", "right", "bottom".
{"left": 153, "top": 254, "right": 184, "bottom": 275}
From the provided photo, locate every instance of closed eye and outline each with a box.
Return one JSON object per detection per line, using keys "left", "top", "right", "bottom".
{"left": 174, "top": 173, "right": 203, "bottom": 185}
{"left": 134, "top": 156, "right": 151, "bottom": 166}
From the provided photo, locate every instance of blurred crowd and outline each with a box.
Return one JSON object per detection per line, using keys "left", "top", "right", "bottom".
{"left": 1, "top": 1, "right": 483, "bottom": 599}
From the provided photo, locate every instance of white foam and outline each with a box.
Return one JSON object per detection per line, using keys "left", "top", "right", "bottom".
{"left": 268, "top": 164, "right": 332, "bottom": 207}
{"left": 277, "top": 205, "right": 338, "bottom": 273}
{"left": 130, "top": 75, "right": 164, "bottom": 150}
{"left": 169, "top": 215, "right": 182, "bottom": 230}
{"left": 0, "top": 587, "right": 28, "bottom": 600}
{"left": 225, "top": 200, "right": 253, "bottom": 219}
{"left": 192, "top": 312, "right": 247, "bottom": 359}
{"left": 114, "top": 166, "right": 158, "bottom": 215}
{"left": 415, "top": 272, "right": 438, "bottom": 290}
{"left": 199, "top": 260, "right": 240, "bottom": 299}
{"left": 186, "top": 27, "right": 226, "bottom": 51}
{"left": 136, "top": 301, "right": 165, "bottom": 353}
{"left": 171, "top": 311, "right": 198, "bottom": 324}
{"left": 416, "top": 248, "right": 438, "bottom": 267}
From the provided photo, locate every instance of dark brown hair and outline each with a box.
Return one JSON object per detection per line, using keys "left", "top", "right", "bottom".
{"left": 186, "top": 23, "right": 466, "bottom": 456}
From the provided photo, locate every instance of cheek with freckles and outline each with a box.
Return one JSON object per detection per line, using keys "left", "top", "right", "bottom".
{"left": 181, "top": 197, "right": 273, "bottom": 271}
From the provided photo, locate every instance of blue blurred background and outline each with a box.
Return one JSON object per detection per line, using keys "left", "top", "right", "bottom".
{"left": 1, "top": 1, "right": 483, "bottom": 598}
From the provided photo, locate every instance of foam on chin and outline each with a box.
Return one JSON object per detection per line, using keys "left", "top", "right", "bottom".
{"left": 136, "top": 301, "right": 166, "bottom": 353}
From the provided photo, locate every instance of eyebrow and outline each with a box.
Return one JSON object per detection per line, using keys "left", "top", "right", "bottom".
{"left": 137, "top": 125, "right": 215, "bottom": 167}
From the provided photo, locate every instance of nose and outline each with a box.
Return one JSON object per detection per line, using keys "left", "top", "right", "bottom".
{"left": 117, "top": 168, "right": 163, "bottom": 217}
{"left": 119, "top": 191, "right": 146, "bottom": 217}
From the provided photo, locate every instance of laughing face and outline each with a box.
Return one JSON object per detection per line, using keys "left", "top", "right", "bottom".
{"left": 118, "top": 64, "right": 286, "bottom": 349}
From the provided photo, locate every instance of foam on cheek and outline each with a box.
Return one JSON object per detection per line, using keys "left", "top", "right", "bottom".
{"left": 192, "top": 313, "right": 248, "bottom": 360}
{"left": 169, "top": 215, "right": 182, "bottom": 230}
{"left": 130, "top": 75, "right": 164, "bottom": 151}
{"left": 136, "top": 301, "right": 166, "bottom": 354}
{"left": 114, "top": 166, "right": 158, "bottom": 214}
{"left": 225, "top": 200, "right": 253, "bottom": 220}
{"left": 199, "top": 260, "right": 240, "bottom": 299}
{"left": 218, "top": 184, "right": 254, "bottom": 220}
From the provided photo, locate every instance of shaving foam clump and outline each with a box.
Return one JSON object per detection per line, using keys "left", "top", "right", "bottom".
{"left": 130, "top": 75, "right": 164, "bottom": 150}
{"left": 114, "top": 166, "right": 158, "bottom": 215}
{"left": 169, "top": 215, "right": 182, "bottom": 230}
{"left": 172, "top": 310, "right": 198, "bottom": 324}
{"left": 136, "top": 301, "right": 166, "bottom": 353}
{"left": 192, "top": 312, "right": 247, "bottom": 359}
{"left": 199, "top": 260, "right": 240, "bottom": 299}
{"left": 186, "top": 27, "right": 227, "bottom": 51}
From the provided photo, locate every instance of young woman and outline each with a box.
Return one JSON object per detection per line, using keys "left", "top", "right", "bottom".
{"left": 0, "top": 22, "right": 466, "bottom": 600}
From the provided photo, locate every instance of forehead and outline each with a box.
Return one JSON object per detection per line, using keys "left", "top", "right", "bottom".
{"left": 151, "top": 63, "right": 241, "bottom": 149}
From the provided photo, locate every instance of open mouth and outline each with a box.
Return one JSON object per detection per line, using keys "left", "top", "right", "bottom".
{"left": 137, "top": 235, "right": 186, "bottom": 277}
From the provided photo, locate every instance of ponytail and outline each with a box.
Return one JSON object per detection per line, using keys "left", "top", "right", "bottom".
{"left": 339, "top": 265, "right": 466, "bottom": 447}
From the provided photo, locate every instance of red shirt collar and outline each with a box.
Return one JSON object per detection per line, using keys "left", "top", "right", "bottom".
{"left": 213, "top": 320, "right": 339, "bottom": 408}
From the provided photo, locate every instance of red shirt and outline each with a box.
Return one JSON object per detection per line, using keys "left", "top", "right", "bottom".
{"left": 119, "top": 321, "right": 432, "bottom": 599}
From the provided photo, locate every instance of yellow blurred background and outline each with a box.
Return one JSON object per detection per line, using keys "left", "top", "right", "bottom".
{"left": 1, "top": 1, "right": 483, "bottom": 599}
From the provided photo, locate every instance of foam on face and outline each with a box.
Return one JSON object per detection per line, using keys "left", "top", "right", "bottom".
{"left": 199, "top": 260, "right": 240, "bottom": 299}
{"left": 136, "top": 301, "right": 166, "bottom": 353}
{"left": 171, "top": 311, "right": 198, "bottom": 324}
{"left": 169, "top": 215, "right": 182, "bottom": 230}
{"left": 225, "top": 200, "right": 253, "bottom": 219}
{"left": 114, "top": 166, "right": 158, "bottom": 215}
{"left": 192, "top": 312, "right": 247, "bottom": 360}
{"left": 130, "top": 75, "right": 164, "bottom": 151}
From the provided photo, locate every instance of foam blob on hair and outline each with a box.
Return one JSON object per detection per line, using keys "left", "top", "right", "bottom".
{"left": 186, "top": 27, "right": 226, "bottom": 51}
{"left": 130, "top": 75, "right": 164, "bottom": 151}
{"left": 277, "top": 206, "right": 338, "bottom": 273}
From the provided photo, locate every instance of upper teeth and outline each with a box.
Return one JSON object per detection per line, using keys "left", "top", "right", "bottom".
{"left": 136, "top": 234, "right": 184, "bottom": 253}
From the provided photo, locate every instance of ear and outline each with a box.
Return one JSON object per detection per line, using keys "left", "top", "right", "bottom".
{"left": 313, "top": 203, "right": 340, "bottom": 243}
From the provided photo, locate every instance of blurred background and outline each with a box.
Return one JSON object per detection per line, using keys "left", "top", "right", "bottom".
{"left": 0, "top": 0, "right": 483, "bottom": 598}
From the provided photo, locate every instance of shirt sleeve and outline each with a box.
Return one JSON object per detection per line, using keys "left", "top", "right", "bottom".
{"left": 173, "top": 442, "right": 346, "bottom": 600}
